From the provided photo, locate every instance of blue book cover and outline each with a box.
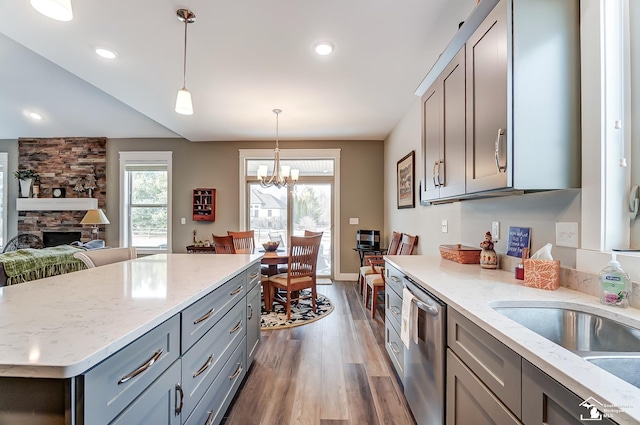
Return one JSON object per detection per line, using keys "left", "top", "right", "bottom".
{"left": 507, "top": 227, "right": 531, "bottom": 258}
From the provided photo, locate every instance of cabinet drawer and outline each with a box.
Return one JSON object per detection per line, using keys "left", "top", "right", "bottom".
{"left": 448, "top": 308, "right": 521, "bottom": 418}
{"left": 246, "top": 262, "right": 261, "bottom": 292}
{"left": 384, "top": 262, "right": 404, "bottom": 296}
{"left": 182, "top": 272, "right": 245, "bottom": 352}
{"left": 385, "top": 286, "right": 402, "bottom": 334}
{"left": 181, "top": 300, "right": 246, "bottom": 420}
{"left": 110, "top": 359, "right": 181, "bottom": 425}
{"left": 185, "top": 337, "right": 247, "bottom": 425}
{"left": 83, "top": 315, "right": 180, "bottom": 425}
{"left": 385, "top": 320, "right": 404, "bottom": 381}
{"left": 447, "top": 349, "right": 520, "bottom": 425}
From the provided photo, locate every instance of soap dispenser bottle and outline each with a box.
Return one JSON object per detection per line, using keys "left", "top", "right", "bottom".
{"left": 600, "top": 253, "right": 631, "bottom": 307}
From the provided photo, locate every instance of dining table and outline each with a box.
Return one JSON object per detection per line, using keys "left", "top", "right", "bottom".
{"left": 259, "top": 249, "right": 289, "bottom": 311}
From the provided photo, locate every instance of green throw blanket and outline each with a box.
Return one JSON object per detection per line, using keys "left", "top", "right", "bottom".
{"left": 0, "top": 245, "right": 87, "bottom": 285}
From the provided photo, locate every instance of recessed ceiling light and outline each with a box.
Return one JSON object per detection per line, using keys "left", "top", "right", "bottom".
{"left": 314, "top": 41, "right": 335, "bottom": 56}
{"left": 29, "top": 112, "right": 42, "bottom": 120}
{"left": 95, "top": 48, "right": 117, "bottom": 59}
{"left": 30, "top": 0, "right": 73, "bottom": 21}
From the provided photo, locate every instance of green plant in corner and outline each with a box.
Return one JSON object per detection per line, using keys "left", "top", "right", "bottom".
{"left": 13, "top": 169, "right": 40, "bottom": 181}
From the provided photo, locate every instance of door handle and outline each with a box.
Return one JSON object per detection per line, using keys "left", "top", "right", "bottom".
{"left": 494, "top": 128, "right": 506, "bottom": 172}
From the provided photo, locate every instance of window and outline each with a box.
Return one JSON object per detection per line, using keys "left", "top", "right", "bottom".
{"left": 0, "top": 153, "right": 7, "bottom": 249}
{"left": 119, "top": 152, "right": 172, "bottom": 254}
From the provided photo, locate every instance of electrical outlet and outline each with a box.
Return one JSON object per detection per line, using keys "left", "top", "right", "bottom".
{"left": 491, "top": 221, "right": 500, "bottom": 240}
{"left": 441, "top": 220, "right": 448, "bottom": 233}
{"left": 181, "top": 217, "right": 186, "bottom": 225}
{"left": 556, "top": 222, "right": 579, "bottom": 248}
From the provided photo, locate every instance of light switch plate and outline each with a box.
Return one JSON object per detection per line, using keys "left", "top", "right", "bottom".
{"left": 349, "top": 217, "right": 359, "bottom": 225}
{"left": 441, "top": 220, "right": 448, "bottom": 233}
{"left": 556, "top": 222, "right": 579, "bottom": 248}
{"left": 491, "top": 221, "right": 500, "bottom": 240}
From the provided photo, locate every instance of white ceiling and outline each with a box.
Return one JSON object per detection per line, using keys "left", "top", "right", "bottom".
{"left": 0, "top": 0, "right": 475, "bottom": 142}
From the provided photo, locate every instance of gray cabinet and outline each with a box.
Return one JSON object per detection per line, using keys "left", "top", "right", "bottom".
{"left": 421, "top": 46, "right": 467, "bottom": 202}
{"left": 447, "top": 349, "right": 521, "bottom": 425}
{"left": 522, "top": 360, "right": 618, "bottom": 425}
{"left": 465, "top": 0, "right": 580, "bottom": 194}
{"left": 383, "top": 262, "right": 405, "bottom": 382}
{"left": 245, "top": 263, "right": 261, "bottom": 367}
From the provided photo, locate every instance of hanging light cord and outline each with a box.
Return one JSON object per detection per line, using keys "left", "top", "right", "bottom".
{"left": 182, "top": 17, "right": 188, "bottom": 89}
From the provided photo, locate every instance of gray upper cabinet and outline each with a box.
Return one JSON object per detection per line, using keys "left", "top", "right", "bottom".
{"left": 419, "top": 0, "right": 580, "bottom": 203}
{"left": 422, "top": 46, "right": 467, "bottom": 202}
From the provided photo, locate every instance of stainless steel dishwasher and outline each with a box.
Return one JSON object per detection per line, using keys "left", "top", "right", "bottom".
{"left": 403, "top": 276, "right": 446, "bottom": 425}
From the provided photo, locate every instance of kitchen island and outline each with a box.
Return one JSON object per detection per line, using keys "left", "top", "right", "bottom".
{"left": 0, "top": 253, "right": 262, "bottom": 425}
{"left": 387, "top": 255, "right": 640, "bottom": 425}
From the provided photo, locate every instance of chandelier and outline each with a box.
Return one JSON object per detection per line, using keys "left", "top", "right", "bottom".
{"left": 257, "top": 109, "right": 299, "bottom": 189}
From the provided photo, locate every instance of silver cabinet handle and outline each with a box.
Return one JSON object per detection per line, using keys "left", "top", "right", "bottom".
{"left": 437, "top": 160, "right": 444, "bottom": 186}
{"left": 230, "top": 321, "right": 242, "bottom": 334}
{"left": 388, "top": 276, "right": 401, "bottom": 283}
{"left": 230, "top": 363, "right": 243, "bottom": 380}
{"left": 204, "top": 410, "right": 216, "bottom": 425}
{"left": 193, "top": 354, "right": 214, "bottom": 378}
{"left": 194, "top": 308, "right": 215, "bottom": 325}
{"left": 118, "top": 349, "right": 163, "bottom": 385}
{"left": 432, "top": 161, "right": 439, "bottom": 187}
{"left": 175, "top": 383, "right": 184, "bottom": 415}
{"left": 388, "top": 306, "right": 401, "bottom": 316}
{"left": 230, "top": 286, "right": 243, "bottom": 296}
{"left": 388, "top": 341, "right": 400, "bottom": 355}
{"left": 494, "top": 128, "right": 506, "bottom": 172}
{"left": 248, "top": 304, "right": 253, "bottom": 320}
{"left": 249, "top": 272, "right": 259, "bottom": 281}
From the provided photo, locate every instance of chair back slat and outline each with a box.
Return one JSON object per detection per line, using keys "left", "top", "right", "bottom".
{"left": 212, "top": 235, "right": 236, "bottom": 254}
{"left": 227, "top": 230, "right": 255, "bottom": 254}
{"left": 288, "top": 235, "right": 322, "bottom": 278}
{"left": 397, "top": 233, "right": 418, "bottom": 255}
{"left": 387, "top": 231, "right": 402, "bottom": 255}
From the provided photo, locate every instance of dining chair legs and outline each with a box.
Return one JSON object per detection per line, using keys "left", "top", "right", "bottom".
{"left": 364, "top": 282, "right": 383, "bottom": 320}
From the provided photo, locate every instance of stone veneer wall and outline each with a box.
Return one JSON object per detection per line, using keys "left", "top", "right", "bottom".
{"left": 17, "top": 138, "right": 107, "bottom": 242}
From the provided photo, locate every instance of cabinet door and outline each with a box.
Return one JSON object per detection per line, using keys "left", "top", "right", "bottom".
{"left": 447, "top": 349, "right": 520, "bottom": 425}
{"left": 421, "top": 82, "right": 441, "bottom": 201}
{"left": 521, "top": 360, "right": 618, "bottom": 425}
{"left": 439, "top": 46, "right": 466, "bottom": 199}
{"left": 110, "top": 360, "right": 181, "bottom": 425}
{"left": 465, "top": 0, "right": 508, "bottom": 193}
{"left": 246, "top": 281, "right": 261, "bottom": 366}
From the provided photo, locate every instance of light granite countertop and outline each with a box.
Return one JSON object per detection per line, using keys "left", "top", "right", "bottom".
{"left": 386, "top": 255, "right": 640, "bottom": 425}
{"left": 0, "top": 253, "right": 262, "bottom": 379}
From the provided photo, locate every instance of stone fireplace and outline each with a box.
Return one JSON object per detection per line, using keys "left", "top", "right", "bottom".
{"left": 17, "top": 138, "right": 107, "bottom": 242}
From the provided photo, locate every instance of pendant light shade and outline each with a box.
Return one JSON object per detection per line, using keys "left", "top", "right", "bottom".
{"left": 175, "top": 88, "right": 193, "bottom": 115}
{"left": 30, "top": 0, "right": 73, "bottom": 21}
{"left": 175, "top": 9, "right": 196, "bottom": 115}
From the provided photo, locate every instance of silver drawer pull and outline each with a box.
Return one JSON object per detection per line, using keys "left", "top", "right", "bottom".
{"left": 388, "top": 276, "right": 401, "bottom": 282}
{"left": 388, "top": 341, "right": 400, "bottom": 355}
{"left": 230, "top": 321, "right": 242, "bottom": 334}
{"left": 118, "top": 349, "right": 163, "bottom": 385}
{"left": 230, "top": 286, "right": 243, "bottom": 296}
{"left": 389, "top": 306, "right": 401, "bottom": 315}
{"left": 193, "top": 354, "right": 214, "bottom": 378}
{"left": 204, "top": 410, "right": 216, "bottom": 425}
{"left": 194, "top": 308, "right": 215, "bottom": 325}
{"left": 175, "top": 383, "right": 184, "bottom": 415}
{"left": 249, "top": 272, "right": 259, "bottom": 280}
{"left": 229, "top": 363, "right": 243, "bottom": 380}
{"left": 494, "top": 128, "right": 506, "bottom": 172}
{"left": 248, "top": 304, "right": 253, "bottom": 320}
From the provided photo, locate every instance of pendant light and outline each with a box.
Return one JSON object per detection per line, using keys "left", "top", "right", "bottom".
{"left": 257, "top": 109, "right": 299, "bottom": 189}
{"left": 30, "top": 0, "right": 73, "bottom": 21}
{"left": 175, "top": 9, "right": 196, "bottom": 115}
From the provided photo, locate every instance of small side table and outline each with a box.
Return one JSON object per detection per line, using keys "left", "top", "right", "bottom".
{"left": 353, "top": 247, "right": 388, "bottom": 266}
{"left": 186, "top": 245, "right": 216, "bottom": 254}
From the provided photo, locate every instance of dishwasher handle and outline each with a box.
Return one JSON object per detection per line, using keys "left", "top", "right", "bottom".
{"left": 413, "top": 298, "right": 439, "bottom": 316}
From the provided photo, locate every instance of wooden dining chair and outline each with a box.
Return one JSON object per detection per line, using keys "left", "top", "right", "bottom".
{"left": 268, "top": 234, "right": 322, "bottom": 320}
{"left": 227, "top": 230, "right": 255, "bottom": 254}
{"left": 364, "top": 233, "right": 418, "bottom": 319}
{"left": 359, "top": 231, "right": 402, "bottom": 295}
{"left": 73, "top": 247, "right": 137, "bottom": 269}
{"left": 212, "top": 235, "right": 236, "bottom": 254}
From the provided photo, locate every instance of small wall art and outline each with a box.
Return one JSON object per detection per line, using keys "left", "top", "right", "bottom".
{"left": 507, "top": 226, "right": 531, "bottom": 258}
{"left": 397, "top": 150, "right": 415, "bottom": 209}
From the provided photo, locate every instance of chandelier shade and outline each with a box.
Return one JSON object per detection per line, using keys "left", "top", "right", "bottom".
{"left": 258, "top": 109, "right": 299, "bottom": 189}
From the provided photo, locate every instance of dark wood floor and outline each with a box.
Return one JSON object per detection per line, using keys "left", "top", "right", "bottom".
{"left": 223, "top": 280, "right": 416, "bottom": 425}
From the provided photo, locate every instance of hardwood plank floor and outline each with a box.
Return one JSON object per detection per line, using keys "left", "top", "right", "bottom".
{"left": 223, "top": 280, "right": 416, "bottom": 425}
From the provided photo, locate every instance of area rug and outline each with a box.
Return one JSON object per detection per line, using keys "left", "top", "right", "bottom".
{"left": 260, "top": 290, "right": 334, "bottom": 330}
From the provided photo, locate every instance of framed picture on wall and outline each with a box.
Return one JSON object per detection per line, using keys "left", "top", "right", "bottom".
{"left": 397, "top": 151, "right": 415, "bottom": 209}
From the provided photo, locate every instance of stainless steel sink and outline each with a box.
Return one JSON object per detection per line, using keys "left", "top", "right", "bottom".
{"left": 492, "top": 303, "right": 640, "bottom": 389}
{"left": 492, "top": 306, "right": 640, "bottom": 354}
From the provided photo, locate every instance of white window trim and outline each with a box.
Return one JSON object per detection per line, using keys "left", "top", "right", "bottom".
{"left": 119, "top": 151, "right": 173, "bottom": 254}
{"left": 0, "top": 153, "right": 8, "bottom": 250}
{"left": 238, "top": 148, "right": 347, "bottom": 279}
{"left": 577, "top": 0, "right": 639, "bottom": 279}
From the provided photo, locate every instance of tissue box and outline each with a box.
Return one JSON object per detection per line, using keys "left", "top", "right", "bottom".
{"left": 523, "top": 259, "right": 560, "bottom": 290}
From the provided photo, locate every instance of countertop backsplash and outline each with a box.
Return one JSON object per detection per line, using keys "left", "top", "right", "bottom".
{"left": 498, "top": 254, "right": 640, "bottom": 310}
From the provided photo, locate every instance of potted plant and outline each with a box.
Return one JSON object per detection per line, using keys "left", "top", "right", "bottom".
{"left": 14, "top": 170, "right": 40, "bottom": 198}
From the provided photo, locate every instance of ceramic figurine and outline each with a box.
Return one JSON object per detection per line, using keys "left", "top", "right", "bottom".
{"left": 479, "top": 231, "right": 498, "bottom": 269}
